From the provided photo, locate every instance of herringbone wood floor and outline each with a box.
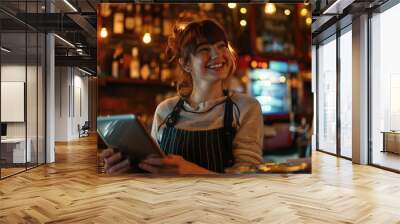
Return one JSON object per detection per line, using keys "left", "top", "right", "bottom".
{"left": 0, "top": 136, "right": 399, "bottom": 224}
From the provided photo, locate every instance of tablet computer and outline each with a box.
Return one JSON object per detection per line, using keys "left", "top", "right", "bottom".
{"left": 97, "top": 114, "right": 164, "bottom": 163}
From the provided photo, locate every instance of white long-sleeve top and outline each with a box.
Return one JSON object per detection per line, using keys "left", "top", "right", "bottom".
{"left": 150, "top": 92, "right": 264, "bottom": 166}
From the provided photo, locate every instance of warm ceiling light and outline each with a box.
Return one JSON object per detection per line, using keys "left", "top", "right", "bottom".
{"left": 143, "top": 33, "right": 151, "bottom": 44}
{"left": 240, "top": 20, "right": 247, "bottom": 27}
{"left": 228, "top": 3, "right": 237, "bottom": 9}
{"left": 306, "top": 17, "right": 312, "bottom": 25}
{"left": 284, "top": 9, "right": 291, "bottom": 16}
{"left": 100, "top": 27, "right": 108, "bottom": 38}
{"left": 1, "top": 47, "right": 11, "bottom": 53}
{"left": 63, "top": 0, "right": 78, "bottom": 12}
{"left": 240, "top": 7, "right": 247, "bottom": 14}
{"left": 300, "top": 8, "right": 308, "bottom": 17}
{"left": 265, "top": 3, "right": 276, "bottom": 15}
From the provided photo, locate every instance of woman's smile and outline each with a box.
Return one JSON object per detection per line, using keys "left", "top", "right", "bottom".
{"left": 206, "top": 61, "right": 226, "bottom": 71}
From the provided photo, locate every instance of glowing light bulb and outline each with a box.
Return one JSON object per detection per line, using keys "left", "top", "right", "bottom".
{"left": 100, "top": 27, "right": 108, "bottom": 38}
{"left": 240, "top": 20, "right": 247, "bottom": 27}
{"left": 240, "top": 7, "right": 247, "bottom": 14}
{"left": 265, "top": 3, "right": 276, "bottom": 15}
{"left": 143, "top": 33, "right": 151, "bottom": 44}
{"left": 228, "top": 3, "right": 237, "bottom": 9}
{"left": 284, "top": 9, "right": 291, "bottom": 16}
{"left": 300, "top": 8, "right": 308, "bottom": 17}
{"left": 251, "top": 60, "right": 257, "bottom": 68}
{"left": 306, "top": 17, "right": 312, "bottom": 25}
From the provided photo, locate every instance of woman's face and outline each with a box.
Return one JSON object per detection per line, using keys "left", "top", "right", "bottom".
{"left": 187, "top": 40, "right": 233, "bottom": 83}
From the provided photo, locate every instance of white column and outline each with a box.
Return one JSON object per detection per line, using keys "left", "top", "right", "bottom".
{"left": 46, "top": 33, "right": 55, "bottom": 163}
{"left": 45, "top": 1, "right": 55, "bottom": 163}
{"left": 352, "top": 14, "right": 369, "bottom": 164}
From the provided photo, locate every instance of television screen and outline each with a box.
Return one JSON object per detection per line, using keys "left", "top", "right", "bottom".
{"left": 249, "top": 69, "right": 289, "bottom": 115}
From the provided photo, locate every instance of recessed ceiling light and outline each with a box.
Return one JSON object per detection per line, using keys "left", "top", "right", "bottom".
{"left": 54, "top": 34, "right": 75, "bottom": 48}
{"left": 78, "top": 67, "right": 93, "bottom": 76}
{"left": 1, "top": 47, "right": 11, "bottom": 53}
{"left": 63, "top": 0, "right": 78, "bottom": 12}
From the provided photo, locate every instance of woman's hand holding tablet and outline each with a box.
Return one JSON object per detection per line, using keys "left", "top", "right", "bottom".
{"left": 101, "top": 148, "right": 131, "bottom": 174}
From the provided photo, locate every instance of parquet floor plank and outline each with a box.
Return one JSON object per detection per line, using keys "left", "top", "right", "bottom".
{"left": 0, "top": 135, "right": 399, "bottom": 223}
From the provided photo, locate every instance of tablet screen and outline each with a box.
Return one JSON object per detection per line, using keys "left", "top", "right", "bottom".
{"left": 97, "top": 114, "right": 164, "bottom": 162}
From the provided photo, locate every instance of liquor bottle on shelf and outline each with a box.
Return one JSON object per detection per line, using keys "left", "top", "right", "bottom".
{"left": 135, "top": 4, "right": 142, "bottom": 34}
{"left": 125, "top": 4, "right": 135, "bottom": 33}
{"left": 149, "top": 59, "right": 160, "bottom": 80}
{"left": 113, "top": 11, "right": 125, "bottom": 34}
{"left": 122, "top": 53, "right": 130, "bottom": 78}
{"left": 153, "top": 18, "right": 161, "bottom": 35}
{"left": 140, "top": 63, "right": 150, "bottom": 80}
{"left": 112, "top": 56, "right": 119, "bottom": 78}
{"left": 162, "top": 5, "right": 172, "bottom": 36}
{"left": 100, "top": 4, "right": 112, "bottom": 17}
{"left": 130, "top": 47, "right": 140, "bottom": 79}
{"left": 153, "top": 5, "right": 161, "bottom": 35}
{"left": 112, "top": 46, "right": 124, "bottom": 78}
{"left": 159, "top": 53, "right": 171, "bottom": 82}
{"left": 143, "top": 4, "right": 153, "bottom": 34}
{"left": 161, "top": 63, "right": 171, "bottom": 82}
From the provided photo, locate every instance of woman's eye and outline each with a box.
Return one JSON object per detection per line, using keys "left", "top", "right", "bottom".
{"left": 197, "top": 47, "right": 210, "bottom": 53}
{"left": 217, "top": 43, "right": 227, "bottom": 49}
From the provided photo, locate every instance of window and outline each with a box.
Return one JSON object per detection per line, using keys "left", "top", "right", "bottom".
{"left": 317, "top": 36, "right": 337, "bottom": 154}
{"left": 339, "top": 28, "right": 352, "bottom": 158}
{"left": 371, "top": 3, "right": 400, "bottom": 171}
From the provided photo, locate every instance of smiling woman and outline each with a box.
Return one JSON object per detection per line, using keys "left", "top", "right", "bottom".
{"left": 102, "top": 19, "right": 264, "bottom": 175}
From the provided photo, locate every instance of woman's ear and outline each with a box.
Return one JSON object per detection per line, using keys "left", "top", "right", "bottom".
{"left": 178, "top": 58, "right": 191, "bottom": 73}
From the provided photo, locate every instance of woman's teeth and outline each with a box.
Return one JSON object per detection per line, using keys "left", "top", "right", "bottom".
{"left": 208, "top": 63, "right": 223, "bottom": 69}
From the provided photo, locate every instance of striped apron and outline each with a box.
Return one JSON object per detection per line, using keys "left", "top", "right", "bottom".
{"left": 158, "top": 92, "right": 235, "bottom": 173}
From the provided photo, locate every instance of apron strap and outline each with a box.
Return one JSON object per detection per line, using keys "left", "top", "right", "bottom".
{"left": 165, "top": 97, "right": 185, "bottom": 127}
{"left": 223, "top": 90, "right": 235, "bottom": 167}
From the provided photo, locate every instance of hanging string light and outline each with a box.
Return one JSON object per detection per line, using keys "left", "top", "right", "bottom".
{"left": 100, "top": 27, "right": 108, "bottom": 38}
{"left": 300, "top": 8, "right": 308, "bottom": 17}
{"left": 306, "top": 17, "right": 312, "bottom": 26}
{"left": 228, "top": 3, "right": 237, "bottom": 9}
{"left": 143, "top": 33, "right": 151, "bottom": 44}
{"left": 265, "top": 3, "right": 276, "bottom": 15}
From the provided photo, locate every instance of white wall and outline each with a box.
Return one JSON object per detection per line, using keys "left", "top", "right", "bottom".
{"left": 54, "top": 67, "right": 89, "bottom": 141}
{"left": 55, "top": 66, "right": 69, "bottom": 141}
{"left": 1, "top": 65, "right": 31, "bottom": 138}
{"left": 1, "top": 64, "right": 45, "bottom": 163}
